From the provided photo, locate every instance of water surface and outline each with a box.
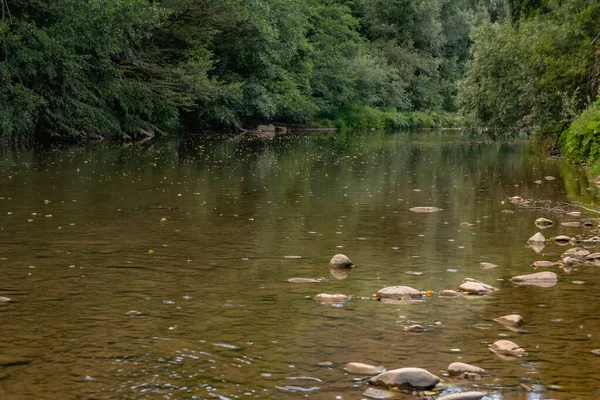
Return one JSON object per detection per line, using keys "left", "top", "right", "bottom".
{"left": 0, "top": 131, "right": 599, "bottom": 399}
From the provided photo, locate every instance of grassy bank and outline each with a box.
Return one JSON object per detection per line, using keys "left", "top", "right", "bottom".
{"left": 314, "top": 106, "right": 458, "bottom": 130}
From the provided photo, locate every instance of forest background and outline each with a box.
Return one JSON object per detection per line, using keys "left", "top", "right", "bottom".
{"left": 0, "top": 0, "right": 599, "bottom": 171}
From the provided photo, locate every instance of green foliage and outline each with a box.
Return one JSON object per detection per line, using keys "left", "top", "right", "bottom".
{"left": 559, "top": 99, "right": 600, "bottom": 167}
{"left": 459, "top": 0, "right": 600, "bottom": 132}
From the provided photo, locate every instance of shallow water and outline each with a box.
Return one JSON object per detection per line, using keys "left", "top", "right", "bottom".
{"left": 0, "top": 131, "right": 599, "bottom": 400}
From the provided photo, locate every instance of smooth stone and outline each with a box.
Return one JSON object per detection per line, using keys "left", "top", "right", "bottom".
{"left": 535, "top": 217, "right": 553, "bottom": 226}
{"left": 439, "top": 289, "right": 462, "bottom": 298}
{"left": 544, "top": 176, "right": 556, "bottom": 180}
{"left": 585, "top": 252, "right": 600, "bottom": 260}
{"left": 489, "top": 340, "right": 527, "bottom": 357}
{"left": 561, "top": 221, "right": 581, "bottom": 227}
{"left": 447, "top": 362, "right": 485, "bottom": 376}
{"left": 528, "top": 232, "right": 545, "bottom": 243}
{"left": 532, "top": 261, "right": 555, "bottom": 268}
{"left": 460, "top": 222, "right": 474, "bottom": 227}
{"left": 479, "top": 262, "right": 498, "bottom": 269}
{"left": 554, "top": 235, "right": 571, "bottom": 242}
{"left": 404, "top": 324, "right": 425, "bottom": 332}
{"left": 439, "top": 392, "right": 487, "bottom": 400}
{"left": 314, "top": 293, "right": 350, "bottom": 304}
{"left": 458, "top": 279, "right": 498, "bottom": 295}
{"left": 534, "top": 180, "right": 543, "bottom": 184}
{"left": 571, "top": 280, "right": 586, "bottom": 285}
{"left": 583, "top": 236, "right": 600, "bottom": 245}
{"left": 405, "top": 271, "right": 423, "bottom": 276}
{"left": 126, "top": 310, "right": 142, "bottom": 317}
{"left": 287, "top": 278, "right": 321, "bottom": 283}
{"left": 344, "top": 362, "right": 386, "bottom": 375}
{"left": 501, "top": 209, "right": 514, "bottom": 213}
{"left": 592, "top": 349, "right": 600, "bottom": 356}
{"left": 510, "top": 272, "right": 557, "bottom": 287}
{"left": 494, "top": 314, "right": 523, "bottom": 327}
{"left": 409, "top": 206, "right": 441, "bottom": 213}
{"left": 0, "top": 297, "right": 10, "bottom": 302}
{"left": 330, "top": 254, "right": 353, "bottom": 268}
{"left": 567, "top": 211, "right": 582, "bottom": 217}
{"left": 561, "top": 248, "right": 590, "bottom": 259}
{"left": 377, "top": 286, "right": 422, "bottom": 300}
{"left": 368, "top": 367, "right": 440, "bottom": 390}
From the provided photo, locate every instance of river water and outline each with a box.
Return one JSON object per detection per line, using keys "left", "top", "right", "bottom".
{"left": 0, "top": 131, "right": 599, "bottom": 400}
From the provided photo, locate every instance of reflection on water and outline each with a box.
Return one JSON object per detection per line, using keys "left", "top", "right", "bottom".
{"left": 0, "top": 131, "right": 599, "bottom": 399}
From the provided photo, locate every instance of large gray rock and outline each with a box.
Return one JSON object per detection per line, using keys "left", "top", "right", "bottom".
{"left": 494, "top": 314, "right": 523, "bottom": 327}
{"left": 344, "top": 362, "right": 385, "bottom": 375}
{"left": 376, "top": 286, "right": 422, "bottom": 300}
{"left": 510, "top": 272, "right": 557, "bottom": 287}
{"left": 368, "top": 367, "right": 440, "bottom": 390}
{"left": 458, "top": 278, "right": 498, "bottom": 295}
{"left": 439, "top": 392, "right": 487, "bottom": 400}
{"left": 329, "top": 254, "right": 353, "bottom": 268}
{"left": 313, "top": 293, "right": 350, "bottom": 304}
{"left": 447, "top": 362, "right": 486, "bottom": 376}
{"left": 489, "top": 340, "right": 527, "bottom": 357}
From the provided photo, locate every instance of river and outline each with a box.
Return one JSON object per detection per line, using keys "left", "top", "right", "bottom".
{"left": 0, "top": 130, "right": 599, "bottom": 399}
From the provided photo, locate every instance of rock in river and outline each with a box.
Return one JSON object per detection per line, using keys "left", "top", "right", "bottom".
{"left": 532, "top": 261, "right": 555, "bottom": 268}
{"left": 489, "top": 340, "right": 527, "bottom": 357}
{"left": 510, "top": 272, "right": 557, "bottom": 287}
{"left": 314, "top": 293, "right": 350, "bottom": 304}
{"left": 439, "top": 289, "right": 462, "bottom": 298}
{"left": 287, "top": 278, "right": 321, "bottom": 283}
{"left": 447, "top": 362, "right": 486, "bottom": 376}
{"left": 535, "top": 217, "right": 553, "bottom": 227}
{"left": 329, "top": 254, "right": 353, "bottom": 268}
{"left": 0, "top": 297, "right": 10, "bottom": 302}
{"left": 369, "top": 367, "right": 440, "bottom": 390}
{"left": 458, "top": 278, "right": 498, "bottom": 295}
{"left": 561, "top": 247, "right": 590, "bottom": 260}
{"left": 404, "top": 324, "right": 425, "bottom": 332}
{"left": 344, "top": 362, "right": 385, "bottom": 375}
{"left": 438, "top": 392, "right": 487, "bottom": 400}
{"left": 409, "top": 206, "right": 441, "bottom": 213}
{"left": 376, "top": 286, "right": 422, "bottom": 300}
{"left": 494, "top": 314, "right": 523, "bottom": 327}
{"left": 554, "top": 235, "right": 571, "bottom": 243}
{"left": 479, "top": 262, "right": 498, "bottom": 269}
{"left": 528, "top": 232, "right": 545, "bottom": 243}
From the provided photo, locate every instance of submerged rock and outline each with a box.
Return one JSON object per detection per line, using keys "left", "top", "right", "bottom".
{"left": 447, "top": 362, "right": 486, "bottom": 376}
{"left": 494, "top": 314, "right": 523, "bottom": 327}
{"left": 439, "top": 289, "right": 462, "bottom": 298}
{"left": 127, "top": 310, "right": 142, "bottom": 317}
{"left": 438, "top": 392, "right": 487, "bottom": 400}
{"left": 329, "top": 267, "right": 350, "bottom": 280}
{"left": 489, "top": 340, "right": 527, "bottom": 357}
{"left": 458, "top": 278, "right": 498, "bottom": 295}
{"left": 329, "top": 254, "right": 353, "bottom": 268}
{"left": 528, "top": 232, "right": 545, "bottom": 243}
{"left": 404, "top": 324, "right": 426, "bottom": 332}
{"left": 561, "top": 221, "right": 582, "bottom": 227}
{"left": 368, "top": 367, "right": 440, "bottom": 390}
{"left": 532, "top": 261, "right": 555, "bottom": 268}
{"left": 287, "top": 278, "right": 321, "bottom": 283}
{"left": 510, "top": 272, "right": 557, "bottom": 287}
{"left": 479, "top": 262, "right": 498, "bottom": 269}
{"left": 313, "top": 293, "right": 350, "bottom": 304}
{"left": 362, "top": 387, "right": 399, "bottom": 399}
{"left": 376, "top": 286, "right": 422, "bottom": 300}
{"left": 344, "top": 362, "right": 385, "bottom": 375}
{"left": 409, "top": 206, "right": 441, "bottom": 213}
